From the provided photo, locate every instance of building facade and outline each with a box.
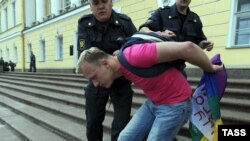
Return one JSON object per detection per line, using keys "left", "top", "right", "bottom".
{"left": 0, "top": 0, "right": 250, "bottom": 73}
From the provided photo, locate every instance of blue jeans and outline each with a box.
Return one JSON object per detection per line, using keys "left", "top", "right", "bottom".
{"left": 118, "top": 99, "right": 192, "bottom": 141}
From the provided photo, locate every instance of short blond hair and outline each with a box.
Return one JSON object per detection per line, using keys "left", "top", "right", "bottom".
{"left": 75, "top": 47, "right": 109, "bottom": 74}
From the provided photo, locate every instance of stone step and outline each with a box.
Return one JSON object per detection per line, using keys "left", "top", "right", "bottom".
{"left": 6, "top": 72, "right": 250, "bottom": 92}
{"left": 5, "top": 72, "right": 81, "bottom": 79}
{"left": 0, "top": 81, "right": 123, "bottom": 133}
{"left": 188, "top": 77, "right": 250, "bottom": 90}
{"left": 0, "top": 91, "right": 85, "bottom": 141}
{"left": 0, "top": 92, "right": 117, "bottom": 141}
{"left": 0, "top": 72, "right": 249, "bottom": 141}
{"left": 220, "top": 96, "right": 250, "bottom": 113}
{"left": 0, "top": 86, "right": 85, "bottom": 123}
{"left": 2, "top": 73, "right": 250, "bottom": 102}
{"left": 3, "top": 72, "right": 86, "bottom": 83}
{"left": 0, "top": 115, "right": 26, "bottom": 141}
{"left": 0, "top": 104, "right": 69, "bottom": 141}
{"left": 0, "top": 81, "right": 84, "bottom": 108}
{"left": 2, "top": 73, "right": 250, "bottom": 101}
{"left": 0, "top": 73, "right": 250, "bottom": 99}
{"left": 224, "top": 88, "right": 250, "bottom": 99}
{"left": 1, "top": 75, "right": 250, "bottom": 123}
{"left": 1, "top": 74, "right": 249, "bottom": 124}
{"left": 0, "top": 77, "right": 190, "bottom": 140}
{"left": 0, "top": 75, "right": 85, "bottom": 90}
{"left": 0, "top": 77, "right": 84, "bottom": 97}
{"left": 0, "top": 84, "right": 111, "bottom": 138}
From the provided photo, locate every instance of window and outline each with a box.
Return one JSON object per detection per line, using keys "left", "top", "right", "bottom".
{"left": 80, "top": 0, "right": 88, "bottom": 5}
{"left": 228, "top": 0, "right": 250, "bottom": 48}
{"left": 12, "top": 1, "right": 16, "bottom": 26}
{"left": 14, "top": 46, "right": 18, "bottom": 63}
{"left": 0, "top": 49, "right": 2, "bottom": 58}
{"left": 39, "top": 40, "right": 46, "bottom": 61}
{"left": 4, "top": 7, "right": 8, "bottom": 30}
{"left": 45, "top": 0, "right": 51, "bottom": 17}
{"left": 6, "top": 48, "right": 9, "bottom": 62}
{"left": 64, "top": 0, "right": 71, "bottom": 9}
{"left": 0, "top": 12, "right": 1, "bottom": 32}
{"left": 55, "top": 36, "right": 63, "bottom": 60}
{"left": 27, "top": 43, "right": 32, "bottom": 62}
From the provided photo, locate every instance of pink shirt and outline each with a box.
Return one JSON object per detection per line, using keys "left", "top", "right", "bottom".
{"left": 120, "top": 43, "right": 192, "bottom": 105}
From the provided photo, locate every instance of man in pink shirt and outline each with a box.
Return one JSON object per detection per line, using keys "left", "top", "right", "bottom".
{"left": 76, "top": 41, "right": 223, "bottom": 141}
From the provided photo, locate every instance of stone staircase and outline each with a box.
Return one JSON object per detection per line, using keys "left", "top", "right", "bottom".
{"left": 0, "top": 72, "right": 249, "bottom": 141}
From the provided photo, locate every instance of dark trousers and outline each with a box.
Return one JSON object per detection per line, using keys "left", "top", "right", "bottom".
{"left": 85, "top": 79, "right": 133, "bottom": 141}
{"left": 29, "top": 62, "right": 36, "bottom": 72}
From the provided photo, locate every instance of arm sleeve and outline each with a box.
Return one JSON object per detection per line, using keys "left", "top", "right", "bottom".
{"left": 77, "top": 21, "right": 91, "bottom": 52}
{"left": 125, "top": 18, "right": 138, "bottom": 36}
{"left": 139, "top": 8, "right": 162, "bottom": 31}
{"left": 195, "top": 17, "right": 207, "bottom": 45}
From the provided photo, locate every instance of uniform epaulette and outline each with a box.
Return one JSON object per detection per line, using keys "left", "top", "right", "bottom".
{"left": 117, "top": 13, "right": 131, "bottom": 21}
{"left": 78, "top": 14, "right": 92, "bottom": 23}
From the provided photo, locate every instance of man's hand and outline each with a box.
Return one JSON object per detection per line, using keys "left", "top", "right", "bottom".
{"left": 113, "top": 50, "right": 119, "bottom": 56}
{"left": 155, "top": 30, "right": 176, "bottom": 38}
{"left": 211, "top": 64, "right": 224, "bottom": 72}
{"left": 199, "top": 40, "right": 214, "bottom": 51}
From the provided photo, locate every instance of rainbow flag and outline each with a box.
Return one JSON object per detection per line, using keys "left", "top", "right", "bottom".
{"left": 189, "top": 54, "right": 227, "bottom": 141}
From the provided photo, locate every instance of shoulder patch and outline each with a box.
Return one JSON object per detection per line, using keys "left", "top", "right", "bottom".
{"left": 79, "top": 39, "right": 85, "bottom": 49}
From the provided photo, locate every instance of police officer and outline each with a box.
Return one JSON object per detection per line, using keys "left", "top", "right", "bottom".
{"left": 139, "top": 0, "right": 214, "bottom": 77}
{"left": 77, "top": 0, "right": 137, "bottom": 141}
{"left": 0, "top": 57, "right": 4, "bottom": 72}
{"left": 29, "top": 51, "right": 36, "bottom": 72}
{"left": 9, "top": 60, "right": 16, "bottom": 71}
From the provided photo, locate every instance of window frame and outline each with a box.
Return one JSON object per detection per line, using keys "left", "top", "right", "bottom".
{"left": 55, "top": 35, "right": 63, "bottom": 60}
{"left": 0, "top": 49, "right": 2, "bottom": 58}
{"left": 11, "top": 1, "right": 16, "bottom": 26}
{"left": 63, "top": 0, "right": 71, "bottom": 9}
{"left": 13, "top": 45, "right": 18, "bottom": 63}
{"left": 6, "top": 47, "right": 9, "bottom": 62}
{"left": 0, "top": 12, "right": 2, "bottom": 33}
{"left": 39, "top": 39, "right": 46, "bottom": 62}
{"left": 27, "top": 43, "right": 32, "bottom": 62}
{"left": 227, "top": 0, "right": 250, "bottom": 48}
{"left": 4, "top": 7, "right": 8, "bottom": 30}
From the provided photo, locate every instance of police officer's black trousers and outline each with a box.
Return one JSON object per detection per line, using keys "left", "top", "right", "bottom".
{"left": 85, "top": 79, "right": 133, "bottom": 141}
{"left": 29, "top": 62, "right": 36, "bottom": 72}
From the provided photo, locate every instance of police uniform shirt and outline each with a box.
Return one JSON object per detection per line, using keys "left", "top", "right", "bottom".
{"left": 139, "top": 4, "right": 207, "bottom": 45}
{"left": 77, "top": 10, "right": 137, "bottom": 55}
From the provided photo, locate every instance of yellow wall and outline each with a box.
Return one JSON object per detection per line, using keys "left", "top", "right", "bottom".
{"left": 116, "top": 0, "right": 250, "bottom": 68}
{"left": 115, "top": 0, "right": 158, "bottom": 29}
{"left": 0, "top": 0, "right": 24, "bottom": 70}
{"left": 23, "top": 9, "right": 91, "bottom": 69}
{"left": 0, "top": 35, "right": 23, "bottom": 66}
{"left": 1, "top": 0, "right": 250, "bottom": 71}
{"left": 190, "top": 0, "right": 250, "bottom": 68}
